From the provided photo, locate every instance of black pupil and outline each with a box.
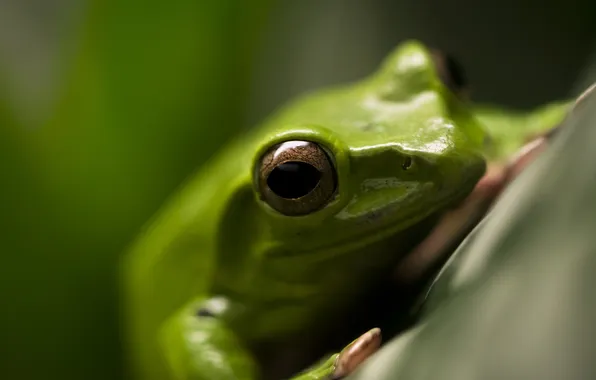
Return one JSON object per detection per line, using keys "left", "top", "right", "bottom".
{"left": 267, "top": 161, "right": 321, "bottom": 199}
{"left": 444, "top": 54, "right": 466, "bottom": 89}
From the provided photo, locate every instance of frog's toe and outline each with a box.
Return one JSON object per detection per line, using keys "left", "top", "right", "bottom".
{"left": 332, "top": 328, "right": 382, "bottom": 379}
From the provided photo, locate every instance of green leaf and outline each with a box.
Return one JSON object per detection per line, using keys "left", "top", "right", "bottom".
{"left": 0, "top": 1, "right": 273, "bottom": 379}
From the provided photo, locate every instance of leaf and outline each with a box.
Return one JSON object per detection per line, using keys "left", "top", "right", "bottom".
{"left": 0, "top": 1, "right": 273, "bottom": 379}
{"left": 348, "top": 86, "right": 596, "bottom": 379}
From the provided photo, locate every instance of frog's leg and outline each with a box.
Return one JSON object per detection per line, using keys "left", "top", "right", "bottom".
{"left": 161, "top": 298, "right": 381, "bottom": 380}
{"left": 159, "top": 297, "right": 259, "bottom": 380}
{"left": 291, "top": 328, "right": 382, "bottom": 380}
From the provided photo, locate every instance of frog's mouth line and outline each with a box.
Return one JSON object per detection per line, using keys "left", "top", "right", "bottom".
{"left": 273, "top": 175, "right": 481, "bottom": 262}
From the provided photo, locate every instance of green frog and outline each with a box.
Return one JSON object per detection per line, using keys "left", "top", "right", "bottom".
{"left": 121, "top": 40, "right": 570, "bottom": 380}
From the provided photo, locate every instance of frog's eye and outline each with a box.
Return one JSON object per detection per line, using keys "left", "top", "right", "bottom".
{"left": 257, "top": 140, "right": 337, "bottom": 216}
{"left": 431, "top": 50, "right": 467, "bottom": 95}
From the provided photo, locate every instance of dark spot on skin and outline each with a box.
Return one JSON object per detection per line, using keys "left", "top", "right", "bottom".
{"left": 402, "top": 156, "right": 412, "bottom": 170}
{"left": 196, "top": 307, "right": 214, "bottom": 318}
{"left": 361, "top": 123, "right": 374, "bottom": 131}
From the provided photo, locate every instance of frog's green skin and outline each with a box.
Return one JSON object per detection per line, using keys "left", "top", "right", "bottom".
{"left": 473, "top": 101, "right": 570, "bottom": 160}
{"left": 122, "top": 40, "right": 570, "bottom": 380}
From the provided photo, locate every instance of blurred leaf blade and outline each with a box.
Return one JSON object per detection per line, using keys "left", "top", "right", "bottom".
{"left": 349, "top": 87, "right": 596, "bottom": 379}
{"left": 0, "top": 1, "right": 274, "bottom": 379}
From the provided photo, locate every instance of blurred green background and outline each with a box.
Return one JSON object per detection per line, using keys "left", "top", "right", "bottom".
{"left": 1, "top": 1, "right": 595, "bottom": 379}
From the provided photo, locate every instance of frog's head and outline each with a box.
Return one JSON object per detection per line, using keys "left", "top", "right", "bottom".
{"left": 251, "top": 41, "right": 486, "bottom": 255}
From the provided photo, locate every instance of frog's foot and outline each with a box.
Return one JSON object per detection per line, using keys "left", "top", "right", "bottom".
{"left": 160, "top": 298, "right": 259, "bottom": 380}
{"left": 332, "top": 328, "right": 382, "bottom": 379}
{"left": 291, "top": 328, "right": 382, "bottom": 380}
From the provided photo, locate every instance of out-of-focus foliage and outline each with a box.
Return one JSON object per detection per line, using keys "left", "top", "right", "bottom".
{"left": 348, "top": 87, "right": 596, "bottom": 380}
{"left": 0, "top": 1, "right": 272, "bottom": 379}
{"left": 248, "top": 0, "right": 596, "bottom": 125}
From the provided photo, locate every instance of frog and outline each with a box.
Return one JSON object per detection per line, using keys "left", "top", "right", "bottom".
{"left": 121, "top": 40, "right": 570, "bottom": 380}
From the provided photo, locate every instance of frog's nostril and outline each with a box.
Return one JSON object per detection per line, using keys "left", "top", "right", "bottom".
{"left": 267, "top": 162, "right": 321, "bottom": 199}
